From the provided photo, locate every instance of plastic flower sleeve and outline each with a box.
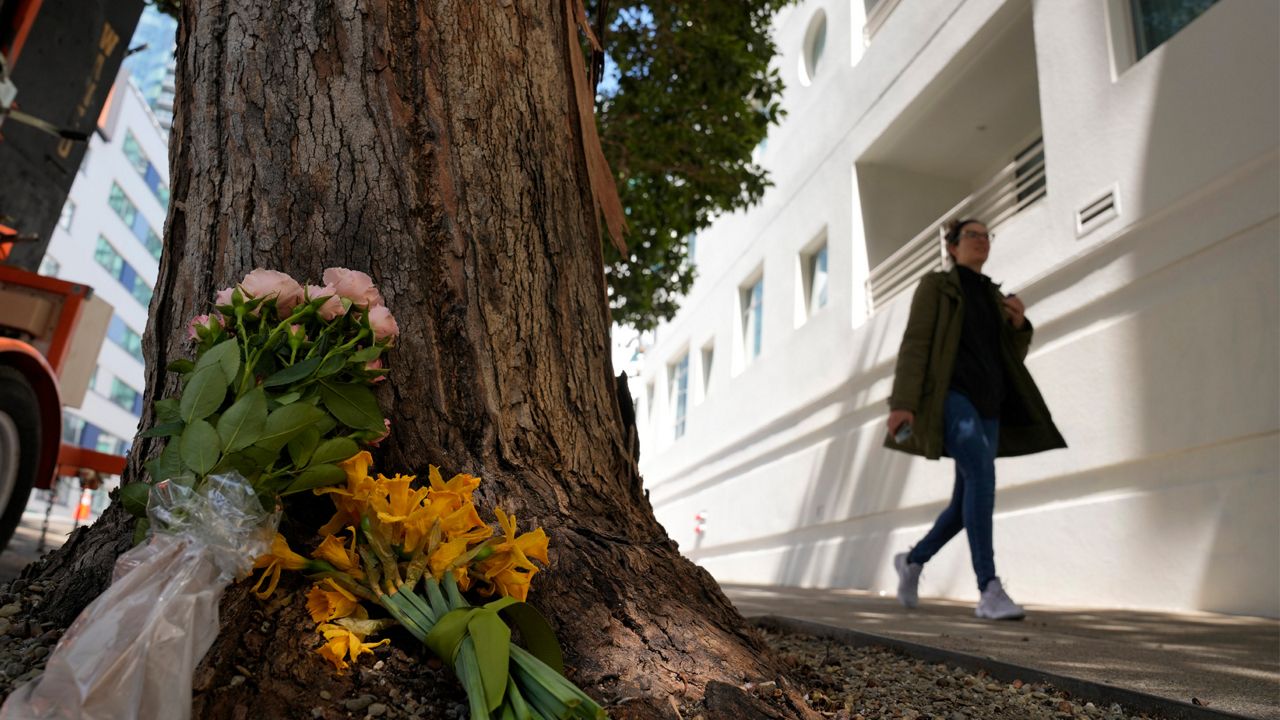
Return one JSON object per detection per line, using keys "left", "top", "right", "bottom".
{"left": 0, "top": 473, "right": 279, "bottom": 720}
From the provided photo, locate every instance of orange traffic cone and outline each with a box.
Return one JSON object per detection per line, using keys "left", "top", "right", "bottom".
{"left": 74, "top": 489, "right": 93, "bottom": 522}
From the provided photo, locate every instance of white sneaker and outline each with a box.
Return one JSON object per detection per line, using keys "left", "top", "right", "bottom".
{"left": 894, "top": 552, "right": 922, "bottom": 608}
{"left": 975, "top": 578, "right": 1025, "bottom": 620}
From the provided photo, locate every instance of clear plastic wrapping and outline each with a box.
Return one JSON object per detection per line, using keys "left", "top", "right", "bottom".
{"left": 1, "top": 474, "right": 278, "bottom": 720}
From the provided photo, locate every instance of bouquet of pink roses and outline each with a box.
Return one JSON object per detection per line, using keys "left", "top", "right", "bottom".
{"left": 122, "top": 267, "right": 399, "bottom": 537}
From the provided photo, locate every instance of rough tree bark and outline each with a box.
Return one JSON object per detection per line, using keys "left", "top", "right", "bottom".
{"left": 9, "top": 2, "right": 817, "bottom": 718}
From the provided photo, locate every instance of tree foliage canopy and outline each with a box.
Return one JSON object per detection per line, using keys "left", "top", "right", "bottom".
{"left": 594, "top": 1, "right": 790, "bottom": 331}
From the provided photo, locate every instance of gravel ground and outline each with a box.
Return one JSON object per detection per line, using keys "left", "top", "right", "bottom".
{"left": 758, "top": 626, "right": 1168, "bottom": 720}
{"left": 0, "top": 574, "right": 1171, "bottom": 720}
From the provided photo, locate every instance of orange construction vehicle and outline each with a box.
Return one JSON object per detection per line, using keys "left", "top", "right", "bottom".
{"left": 0, "top": 0, "right": 143, "bottom": 549}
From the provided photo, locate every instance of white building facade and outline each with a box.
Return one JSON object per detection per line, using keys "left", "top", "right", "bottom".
{"left": 39, "top": 71, "right": 169, "bottom": 514}
{"left": 634, "top": 0, "right": 1278, "bottom": 618}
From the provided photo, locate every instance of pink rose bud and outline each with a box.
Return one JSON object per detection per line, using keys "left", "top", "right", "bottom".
{"left": 239, "top": 268, "right": 306, "bottom": 314}
{"left": 367, "top": 305, "right": 399, "bottom": 343}
{"left": 369, "top": 418, "right": 392, "bottom": 447}
{"left": 322, "top": 267, "right": 384, "bottom": 309}
{"left": 214, "top": 287, "right": 234, "bottom": 306}
{"left": 307, "top": 285, "right": 346, "bottom": 321}
{"left": 365, "top": 357, "right": 386, "bottom": 383}
{"left": 187, "top": 314, "right": 212, "bottom": 341}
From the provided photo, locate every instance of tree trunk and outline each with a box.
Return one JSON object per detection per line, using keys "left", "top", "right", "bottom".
{"left": 9, "top": 2, "right": 816, "bottom": 718}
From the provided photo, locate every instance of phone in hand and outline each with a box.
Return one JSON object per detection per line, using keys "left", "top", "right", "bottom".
{"left": 894, "top": 422, "right": 913, "bottom": 444}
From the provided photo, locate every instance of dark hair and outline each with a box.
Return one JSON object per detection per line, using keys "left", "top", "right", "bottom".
{"left": 944, "top": 218, "right": 984, "bottom": 245}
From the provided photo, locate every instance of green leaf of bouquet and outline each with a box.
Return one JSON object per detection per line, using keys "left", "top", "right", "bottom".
{"left": 468, "top": 611, "right": 512, "bottom": 712}
{"left": 282, "top": 463, "right": 346, "bottom": 494}
{"left": 120, "top": 482, "right": 150, "bottom": 518}
{"left": 155, "top": 397, "right": 182, "bottom": 425}
{"left": 152, "top": 441, "right": 184, "bottom": 482}
{"left": 287, "top": 427, "right": 320, "bottom": 467}
{"left": 349, "top": 346, "right": 381, "bottom": 364}
{"left": 132, "top": 518, "right": 151, "bottom": 546}
{"left": 256, "top": 402, "right": 328, "bottom": 452}
{"left": 196, "top": 338, "right": 241, "bottom": 385}
{"left": 217, "top": 387, "right": 268, "bottom": 452}
{"left": 263, "top": 356, "right": 323, "bottom": 388}
{"left": 498, "top": 601, "right": 565, "bottom": 675}
{"left": 180, "top": 367, "right": 228, "bottom": 423}
{"left": 272, "top": 390, "right": 302, "bottom": 406}
{"left": 138, "top": 421, "right": 184, "bottom": 439}
{"left": 180, "top": 419, "right": 222, "bottom": 476}
{"left": 308, "top": 437, "right": 358, "bottom": 467}
{"left": 316, "top": 353, "right": 348, "bottom": 379}
{"left": 319, "top": 381, "right": 385, "bottom": 432}
{"left": 166, "top": 358, "right": 196, "bottom": 374}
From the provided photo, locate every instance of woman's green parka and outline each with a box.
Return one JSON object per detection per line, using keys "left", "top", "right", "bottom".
{"left": 885, "top": 268, "right": 1066, "bottom": 459}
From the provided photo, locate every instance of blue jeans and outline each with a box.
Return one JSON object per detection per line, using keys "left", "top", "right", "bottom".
{"left": 907, "top": 391, "right": 999, "bottom": 591}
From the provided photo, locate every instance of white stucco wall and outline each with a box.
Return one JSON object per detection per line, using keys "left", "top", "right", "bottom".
{"left": 633, "top": 0, "right": 1279, "bottom": 617}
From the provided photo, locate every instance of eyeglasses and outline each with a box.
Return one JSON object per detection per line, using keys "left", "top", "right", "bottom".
{"left": 959, "top": 230, "right": 994, "bottom": 242}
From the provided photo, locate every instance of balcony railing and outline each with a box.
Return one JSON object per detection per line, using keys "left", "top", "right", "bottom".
{"left": 866, "top": 137, "right": 1046, "bottom": 311}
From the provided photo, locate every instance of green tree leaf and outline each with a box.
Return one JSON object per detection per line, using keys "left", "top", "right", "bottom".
{"left": 316, "top": 353, "right": 348, "bottom": 378}
{"left": 256, "top": 402, "right": 329, "bottom": 452}
{"left": 308, "top": 437, "right": 358, "bottom": 467}
{"left": 138, "top": 421, "right": 184, "bottom": 439}
{"left": 179, "top": 419, "right": 222, "bottom": 476}
{"left": 263, "top": 356, "right": 323, "bottom": 388}
{"left": 287, "top": 427, "right": 320, "bottom": 468}
{"left": 272, "top": 391, "right": 302, "bottom": 406}
{"left": 216, "top": 387, "right": 268, "bottom": 452}
{"left": 196, "top": 338, "right": 241, "bottom": 384}
{"left": 319, "top": 381, "right": 385, "bottom": 432}
{"left": 166, "top": 358, "right": 196, "bottom": 374}
{"left": 349, "top": 346, "right": 381, "bottom": 364}
{"left": 120, "top": 482, "right": 150, "bottom": 518}
{"left": 282, "top": 463, "right": 346, "bottom": 494}
{"left": 180, "top": 367, "right": 228, "bottom": 423}
{"left": 145, "top": 441, "right": 184, "bottom": 482}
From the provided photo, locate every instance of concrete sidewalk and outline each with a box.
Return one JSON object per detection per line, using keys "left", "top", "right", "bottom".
{"left": 723, "top": 584, "right": 1279, "bottom": 720}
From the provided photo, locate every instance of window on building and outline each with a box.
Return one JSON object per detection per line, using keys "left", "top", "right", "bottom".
{"left": 669, "top": 353, "right": 689, "bottom": 439}
{"left": 95, "top": 431, "right": 121, "bottom": 455}
{"left": 38, "top": 255, "right": 61, "bottom": 278}
{"left": 109, "top": 378, "right": 143, "bottom": 416}
{"left": 802, "top": 241, "right": 829, "bottom": 317}
{"left": 107, "top": 315, "right": 145, "bottom": 362}
{"left": 108, "top": 182, "right": 163, "bottom": 260}
{"left": 1014, "top": 136, "right": 1047, "bottom": 206}
{"left": 144, "top": 228, "right": 163, "bottom": 260}
{"left": 645, "top": 381, "right": 656, "bottom": 421}
{"left": 94, "top": 236, "right": 153, "bottom": 308}
{"left": 123, "top": 131, "right": 171, "bottom": 210}
{"left": 58, "top": 201, "right": 75, "bottom": 231}
{"left": 700, "top": 343, "right": 715, "bottom": 398}
{"left": 741, "top": 275, "right": 764, "bottom": 365}
{"left": 1130, "top": 0, "right": 1218, "bottom": 60}
{"left": 62, "top": 414, "right": 86, "bottom": 445}
{"left": 799, "top": 10, "right": 827, "bottom": 86}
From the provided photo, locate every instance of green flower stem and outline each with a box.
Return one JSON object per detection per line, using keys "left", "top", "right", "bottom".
{"left": 360, "top": 516, "right": 403, "bottom": 589}
{"left": 506, "top": 677, "right": 533, "bottom": 720}
{"left": 379, "top": 591, "right": 430, "bottom": 643}
{"left": 511, "top": 647, "right": 603, "bottom": 718}
{"left": 396, "top": 586, "right": 439, "bottom": 627}
{"left": 424, "top": 577, "right": 450, "bottom": 617}
{"left": 515, "top": 673, "right": 571, "bottom": 720}
{"left": 311, "top": 570, "right": 377, "bottom": 603}
{"left": 444, "top": 571, "right": 468, "bottom": 609}
{"left": 456, "top": 636, "right": 491, "bottom": 720}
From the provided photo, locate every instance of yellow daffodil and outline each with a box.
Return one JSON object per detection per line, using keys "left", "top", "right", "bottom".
{"left": 306, "top": 579, "right": 360, "bottom": 623}
{"left": 428, "top": 537, "right": 472, "bottom": 583}
{"left": 315, "top": 622, "right": 389, "bottom": 673}
{"left": 368, "top": 473, "right": 429, "bottom": 531}
{"left": 251, "top": 533, "right": 311, "bottom": 599}
{"left": 472, "top": 508, "right": 549, "bottom": 601}
{"left": 315, "top": 452, "right": 380, "bottom": 535}
{"left": 440, "top": 502, "right": 492, "bottom": 544}
{"left": 311, "top": 528, "right": 364, "bottom": 578}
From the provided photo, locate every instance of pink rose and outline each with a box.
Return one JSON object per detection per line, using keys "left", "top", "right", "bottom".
{"left": 214, "top": 287, "right": 234, "bottom": 306}
{"left": 367, "top": 305, "right": 399, "bottom": 343}
{"left": 322, "top": 267, "right": 383, "bottom": 309}
{"left": 239, "top": 269, "right": 305, "bottom": 314}
{"left": 306, "top": 285, "right": 346, "bottom": 321}
{"left": 369, "top": 419, "right": 392, "bottom": 447}
{"left": 365, "top": 357, "right": 386, "bottom": 383}
{"left": 187, "top": 314, "right": 212, "bottom": 341}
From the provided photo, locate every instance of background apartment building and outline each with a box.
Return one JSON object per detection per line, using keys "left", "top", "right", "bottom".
{"left": 37, "top": 70, "right": 170, "bottom": 516}
{"left": 633, "top": 0, "right": 1278, "bottom": 617}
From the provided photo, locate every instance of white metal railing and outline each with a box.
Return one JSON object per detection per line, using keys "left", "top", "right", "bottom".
{"left": 866, "top": 137, "right": 1046, "bottom": 311}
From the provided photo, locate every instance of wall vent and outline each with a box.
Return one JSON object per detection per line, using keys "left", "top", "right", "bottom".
{"left": 1076, "top": 186, "right": 1120, "bottom": 237}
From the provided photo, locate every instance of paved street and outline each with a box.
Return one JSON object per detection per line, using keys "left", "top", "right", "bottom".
{"left": 0, "top": 493, "right": 84, "bottom": 584}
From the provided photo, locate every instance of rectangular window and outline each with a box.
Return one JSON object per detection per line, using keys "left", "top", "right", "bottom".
{"left": 1130, "top": 0, "right": 1218, "bottom": 60}
{"left": 805, "top": 243, "right": 829, "bottom": 315}
{"left": 108, "top": 181, "right": 163, "bottom": 259}
{"left": 1014, "top": 136, "right": 1047, "bottom": 207}
{"left": 58, "top": 201, "right": 75, "bottom": 231}
{"left": 107, "top": 315, "right": 145, "bottom": 362}
{"left": 741, "top": 276, "right": 764, "bottom": 365}
{"left": 123, "top": 131, "right": 171, "bottom": 210}
{"left": 95, "top": 431, "right": 120, "bottom": 455}
{"left": 94, "top": 236, "right": 152, "bottom": 308}
{"left": 38, "top": 255, "right": 61, "bottom": 278}
{"left": 62, "top": 414, "right": 85, "bottom": 444}
{"left": 645, "top": 381, "right": 656, "bottom": 420}
{"left": 109, "top": 378, "right": 142, "bottom": 416}
{"left": 669, "top": 353, "right": 689, "bottom": 439}
{"left": 700, "top": 343, "right": 715, "bottom": 398}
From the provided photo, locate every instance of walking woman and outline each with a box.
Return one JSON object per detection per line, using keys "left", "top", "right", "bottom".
{"left": 885, "top": 218, "right": 1065, "bottom": 620}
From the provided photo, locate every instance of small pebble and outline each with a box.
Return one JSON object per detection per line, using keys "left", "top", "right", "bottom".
{"left": 367, "top": 703, "right": 387, "bottom": 717}
{"left": 229, "top": 676, "right": 245, "bottom": 687}
{"left": 346, "top": 695, "right": 375, "bottom": 712}
{"left": 0, "top": 605, "right": 20, "bottom": 619}
{"left": 319, "top": 690, "right": 331, "bottom": 700}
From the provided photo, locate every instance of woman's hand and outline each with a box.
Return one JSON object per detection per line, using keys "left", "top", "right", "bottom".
{"left": 1003, "top": 294, "right": 1026, "bottom": 329}
{"left": 888, "top": 409, "right": 915, "bottom": 437}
